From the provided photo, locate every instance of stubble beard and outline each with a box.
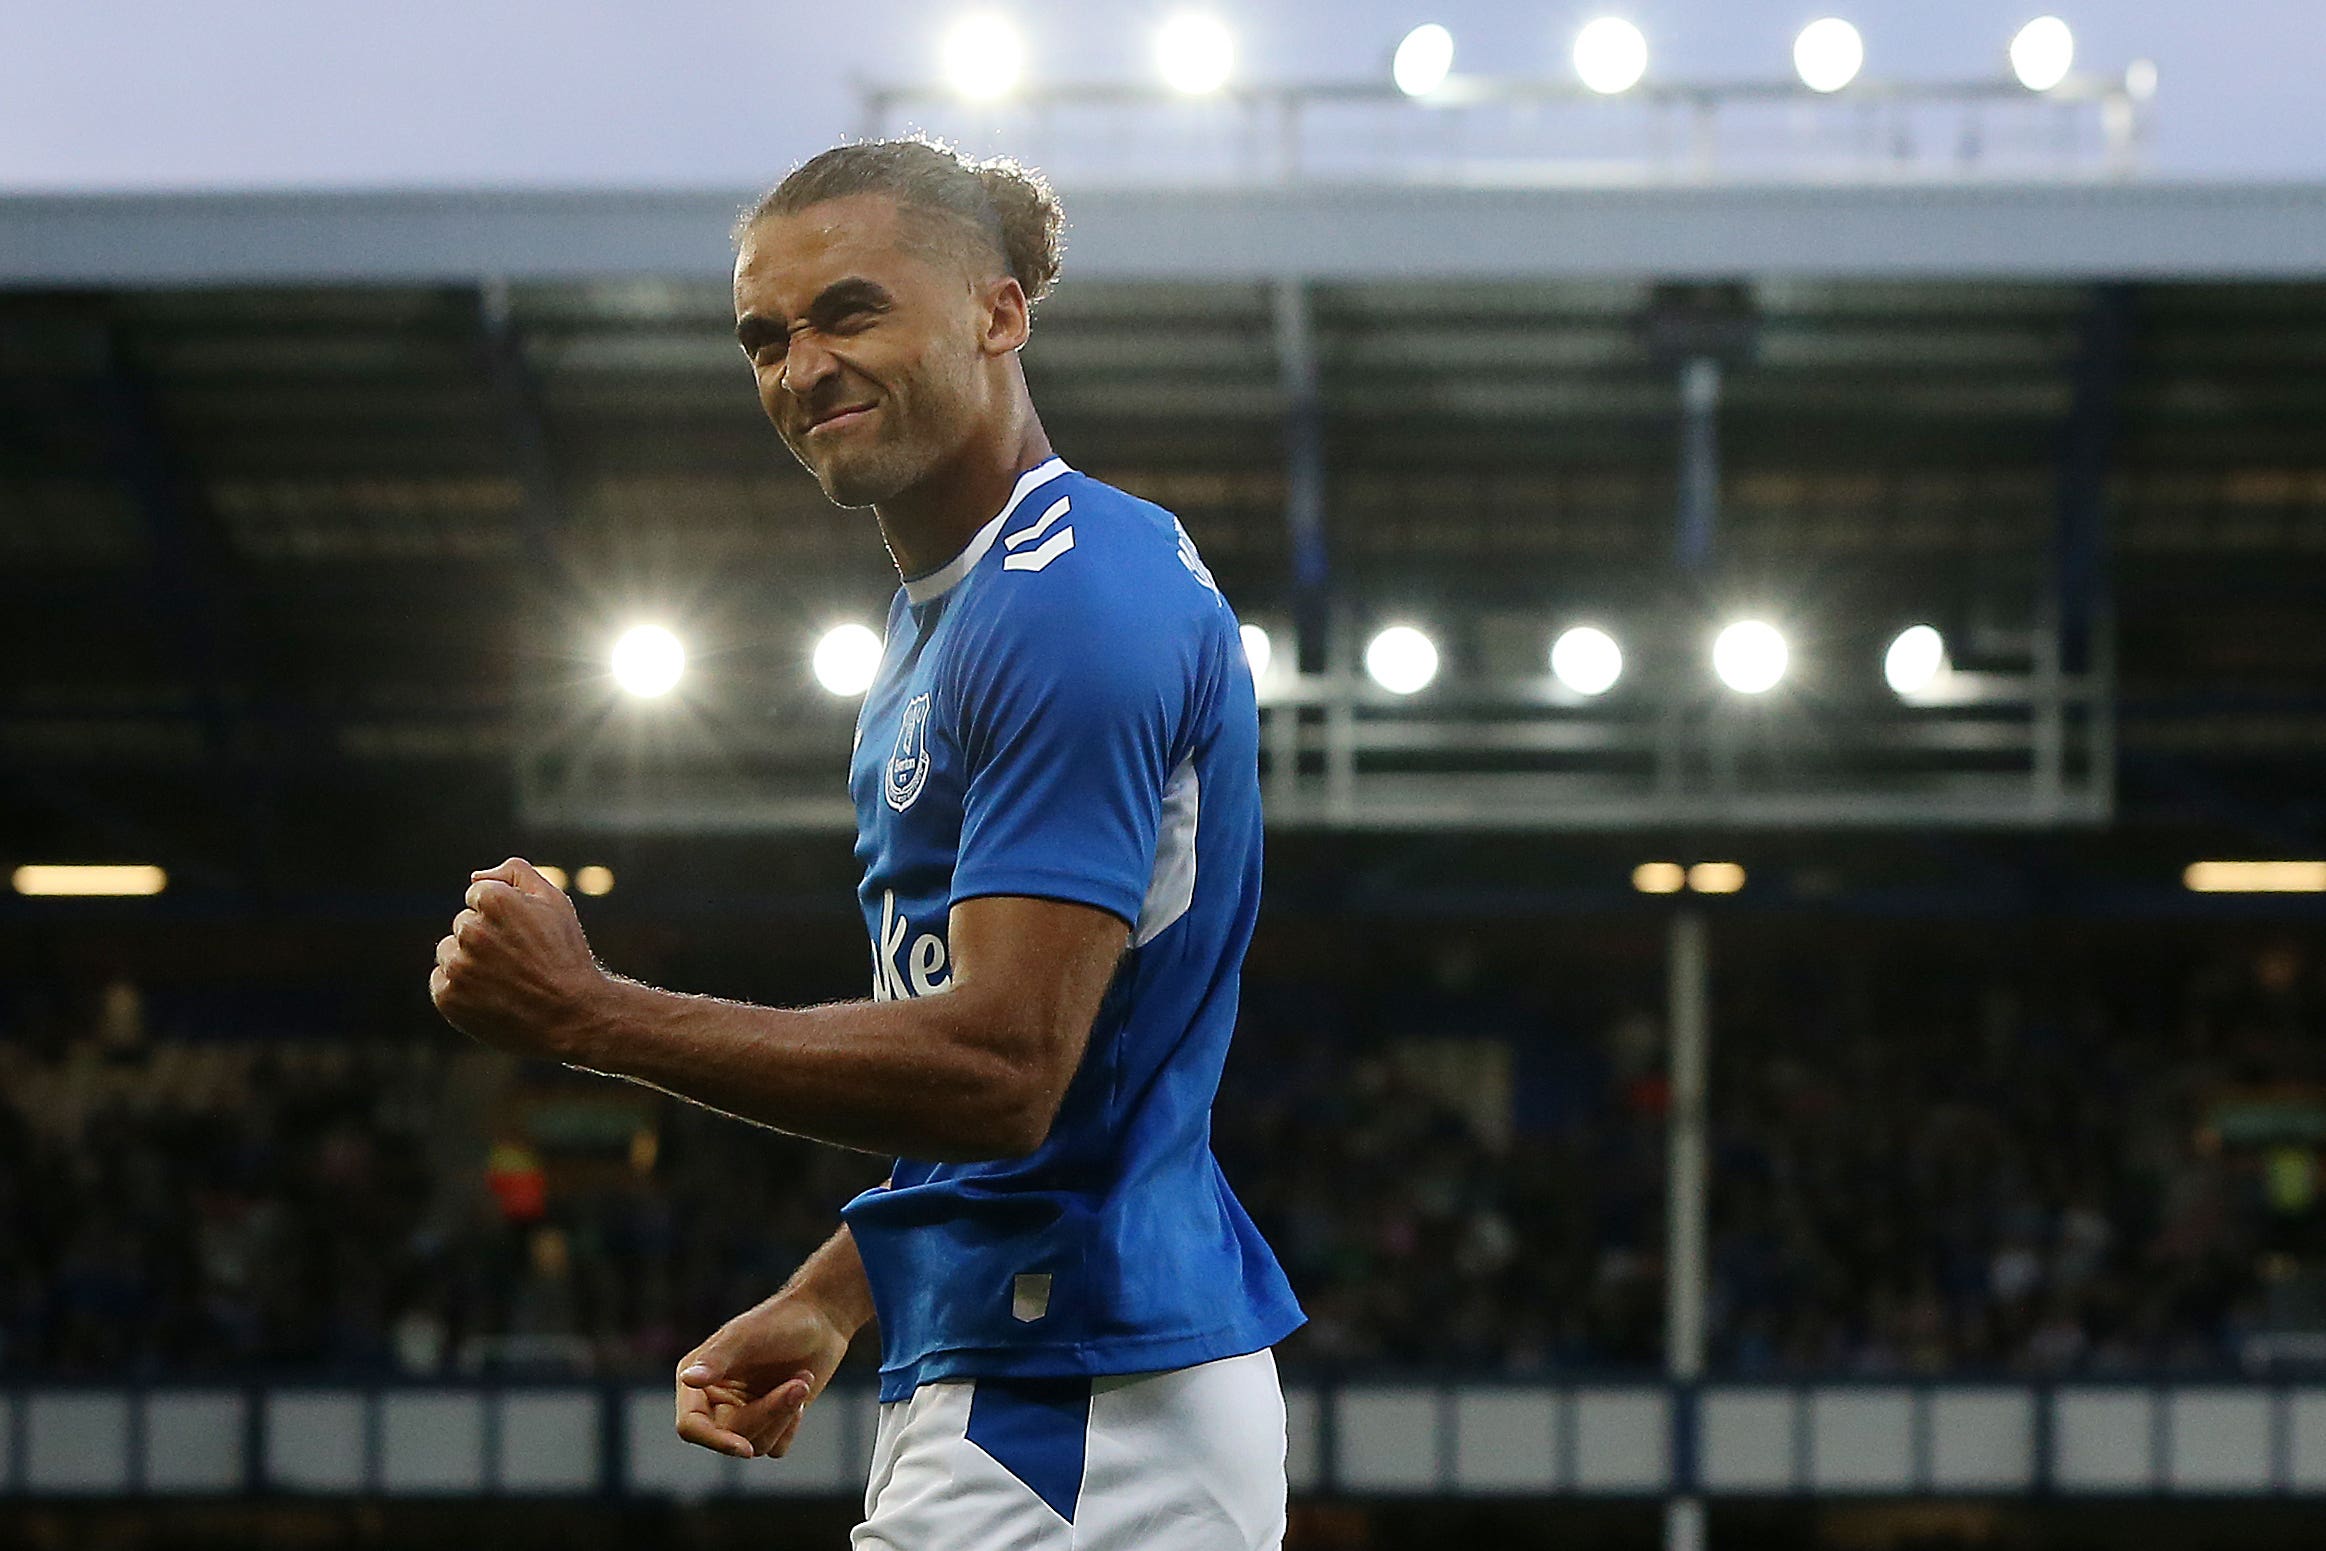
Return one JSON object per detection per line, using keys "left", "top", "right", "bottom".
{"left": 773, "top": 415, "right": 909, "bottom": 510}
{"left": 803, "top": 399, "right": 971, "bottom": 513}
{"left": 815, "top": 442, "right": 922, "bottom": 510}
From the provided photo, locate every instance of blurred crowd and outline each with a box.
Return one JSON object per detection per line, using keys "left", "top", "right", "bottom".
{"left": 1704, "top": 941, "right": 2326, "bottom": 1376}
{"left": 0, "top": 980, "right": 882, "bottom": 1379}
{"left": 1, "top": 937, "right": 2319, "bottom": 1381}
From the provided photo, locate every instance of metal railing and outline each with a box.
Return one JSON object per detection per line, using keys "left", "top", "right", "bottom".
{"left": 6, "top": 1377, "right": 2321, "bottom": 1500}
{"left": 860, "top": 73, "right": 2154, "bottom": 186}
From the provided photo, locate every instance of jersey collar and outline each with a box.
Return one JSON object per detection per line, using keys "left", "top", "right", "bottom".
{"left": 901, "top": 457, "right": 1073, "bottom": 606}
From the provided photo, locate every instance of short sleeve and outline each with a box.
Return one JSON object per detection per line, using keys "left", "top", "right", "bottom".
{"left": 944, "top": 584, "right": 1185, "bottom": 927}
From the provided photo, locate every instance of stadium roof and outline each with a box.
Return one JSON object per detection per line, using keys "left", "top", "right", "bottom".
{"left": 7, "top": 182, "right": 2326, "bottom": 286}
{"left": 4, "top": 268, "right": 2324, "bottom": 910}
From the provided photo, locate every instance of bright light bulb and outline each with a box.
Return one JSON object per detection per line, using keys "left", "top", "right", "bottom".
{"left": 2010, "top": 16, "right": 2073, "bottom": 92}
{"left": 1688, "top": 862, "right": 1747, "bottom": 894}
{"left": 1573, "top": 17, "right": 1648, "bottom": 95}
{"left": 1712, "top": 620, "right": 1788, "bottom": 694}
{"left": 1884, "top": 624, "right": 1948, "bottom": 698}
{"left": 1393, "top": 23, "right": 1455, "bottom": 97}
{"left": 1156, "top": 13, "right": 1234, "bottom": 95}
{"left": 942, "top": 14, "right": 1025, "bottom": 100}
{"left": 11, "top": 864, "right": 168, "bottom": 897}
{"left": 1793, "top": 18, "right": 1864, "bottom": 93}
{"left": 1633, "top": 862, "right": 1686, "bottom": 895}
{"left": 2184, "top": 861, "right": 2326, "bottom": 894}
{"left": 1551, "top": 626, "right": 1623, "bottom": 696}
{"left": 611, "top": 625, "right": 686, "bottom": 698}
{"left": 812, "top": 623, "right": 884, "bottom": 697}
{"left": 1365, "top": 625, "right": 1439, "bottom": 695}
{"left": 574, "top": 865, "right": 615, "bottom": 896}
{"left": 1240, "top": 623, "right": 1273, "bottom": 680}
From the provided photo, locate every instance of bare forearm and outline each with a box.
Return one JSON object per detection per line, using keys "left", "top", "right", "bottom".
{"left": 781, "top": 1225, "right": 877, "bottom": 1336}
{"left": 562, "top": 974, "right": 1054, "bottom": 1160}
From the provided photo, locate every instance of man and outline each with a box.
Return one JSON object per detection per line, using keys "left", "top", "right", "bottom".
{"left": 429, "top": 138, "right": 1303, "bottom": 1549}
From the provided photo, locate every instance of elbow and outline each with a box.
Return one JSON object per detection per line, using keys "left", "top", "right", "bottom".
{"left": 959, "top": 1092, "right": 1061, "bottom": 1162}
{"left": 912, "top": 1000, "right": 1081, "bottom": 1162}
{"left": 999, "top": 1083, "right": 1068, "bottom": 1156}
{"left": 933, "top": 1069, "right": 1064, "bottom": 1162}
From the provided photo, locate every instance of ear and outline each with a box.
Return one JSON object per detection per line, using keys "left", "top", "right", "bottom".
{"left": 978, "top": 275, "right": 1032, "bottom": 357}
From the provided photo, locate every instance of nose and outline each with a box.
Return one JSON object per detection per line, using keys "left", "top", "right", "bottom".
{"left": 779, "top": 333, "right": 840, "bottom": 402}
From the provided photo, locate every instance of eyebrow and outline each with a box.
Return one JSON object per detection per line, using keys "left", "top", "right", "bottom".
{"left": 735, "top": 277, "right": 897, "bottom": 351}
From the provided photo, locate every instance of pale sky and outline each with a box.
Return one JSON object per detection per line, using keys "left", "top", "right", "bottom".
{"left": 0, "top": 0, "right": 2316, "bottom": 189}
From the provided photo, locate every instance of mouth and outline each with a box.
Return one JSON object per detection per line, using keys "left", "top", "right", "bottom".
{"left": 803, "top": 403, "right": 877, "bottom": 438}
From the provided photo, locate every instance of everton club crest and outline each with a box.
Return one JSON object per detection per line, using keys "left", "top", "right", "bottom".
{"left": 886, "top": 692, "right": 933, "bottom": 812}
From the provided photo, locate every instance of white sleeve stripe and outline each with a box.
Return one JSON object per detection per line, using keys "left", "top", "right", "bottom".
{"left": 1134, "top": 756, "right": 1199, "bottom": 948}
{"left": 1004, "top": 495, "right": 1072, "bottom": 549}
{"left": 1000, "top": 527, "right": 1076, "bottom": 572}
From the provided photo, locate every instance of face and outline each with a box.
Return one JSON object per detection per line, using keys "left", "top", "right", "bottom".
{"left": 734, "top": 193, "right": 1025, "bottom": 509}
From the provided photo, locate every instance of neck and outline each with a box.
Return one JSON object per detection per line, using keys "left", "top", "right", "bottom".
{"left": 875, "top": 394, "right": 1054, "bottom": 582}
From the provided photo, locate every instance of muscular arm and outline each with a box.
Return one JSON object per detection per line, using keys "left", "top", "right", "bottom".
{"left": 633, "top": 896, "right": 1122, "bottom": 1459}
{"left": 435, "top": 862, "right": 1130, "bottom": 1162}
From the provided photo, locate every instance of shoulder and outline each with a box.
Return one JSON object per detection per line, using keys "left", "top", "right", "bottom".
{"left": 946, "top": 474, "right": 1220, "bottom": 707}
{"left": 972, "top": 471, "right": 1223, "bottom": 627}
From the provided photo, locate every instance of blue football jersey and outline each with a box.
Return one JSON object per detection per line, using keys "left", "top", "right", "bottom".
{"left": 839, "top": 456, "right": 1304, "bottom": 1401}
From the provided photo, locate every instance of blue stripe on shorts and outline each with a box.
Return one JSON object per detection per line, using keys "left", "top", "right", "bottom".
{"left": 964, "top": 1375, "right": 1093, "bottom": 1523}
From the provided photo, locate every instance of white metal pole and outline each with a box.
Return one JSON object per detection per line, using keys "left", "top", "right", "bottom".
{"left": 1665, "top": 908, "right": 1709, "bottom": 1551}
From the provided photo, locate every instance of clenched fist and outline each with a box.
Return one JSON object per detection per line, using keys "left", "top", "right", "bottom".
{"left": 430, "top": 856, "right": 610, "bottom": 1060}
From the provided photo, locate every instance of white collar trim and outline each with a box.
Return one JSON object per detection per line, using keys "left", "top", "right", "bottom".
{"left": 901, "top": 457, "right": 1073, "bottom": 605}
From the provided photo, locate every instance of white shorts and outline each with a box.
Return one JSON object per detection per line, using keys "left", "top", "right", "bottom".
{"left": 852, "top": 1348, "right": 1287, "bottom": 1551}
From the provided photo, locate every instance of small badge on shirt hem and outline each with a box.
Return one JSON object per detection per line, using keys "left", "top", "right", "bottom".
{"left": 1012, "top": 1273, "right": 1053, "bottom": 1323}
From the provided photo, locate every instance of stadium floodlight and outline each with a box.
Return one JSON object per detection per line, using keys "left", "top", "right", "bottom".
{"left": 1156, "top": 13, "right": 1234, "bottom": 95}
{"left": 942, "top": 13, "right": 1025, "bottom": 100}
{"left": 611, "top": 624, "right": 686, "bottom": 698}
{"left": 812, "top": 623, "right": 885, "bottom": 697}
{"left": 1239, "top": 623, "right": 1273, "bottom": 680}
{"left": 1688, "top": 861, "right": 1747, "bottom": 894}
{"left": 1792, "top": 18, "right": 1864, "bottom": 93}
{"left": 1573, "top": 17, "right": 1648, "bottom": 95}
{"left": 2125, "top": 58, "right": 2158, "bottom": 102}
{"left": 1550, "top": 625, "right": 1623, "bottom": 696}
{"left": 536, "top": 865, "right": 570, "bottom": 892}
{"left": 12, "top": 864, "right": 167, "bottom": 897}
{"left": 575, "top": 865, "right": 615, "bottom": 896}
{"left": 1393, "top": 23, "right": 1455, "bottom": 97}
{"left": 1884, "top": 624, "right": 1948, "bottom": 698}
{"left": 1633, "top": 861, "right": 1686, "bottom": 895}
{"left": 1712, "top": 620, "right": 1788, "bottom": 694}
{"left": 1364, "top": 624, "right": 1439, "bottom": 695}
{"left": 2184, "top": 861, "right": 2326, "bottom": 894}
{"left": 2009, "top": 16, "right": 2073, "bottom": 92}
